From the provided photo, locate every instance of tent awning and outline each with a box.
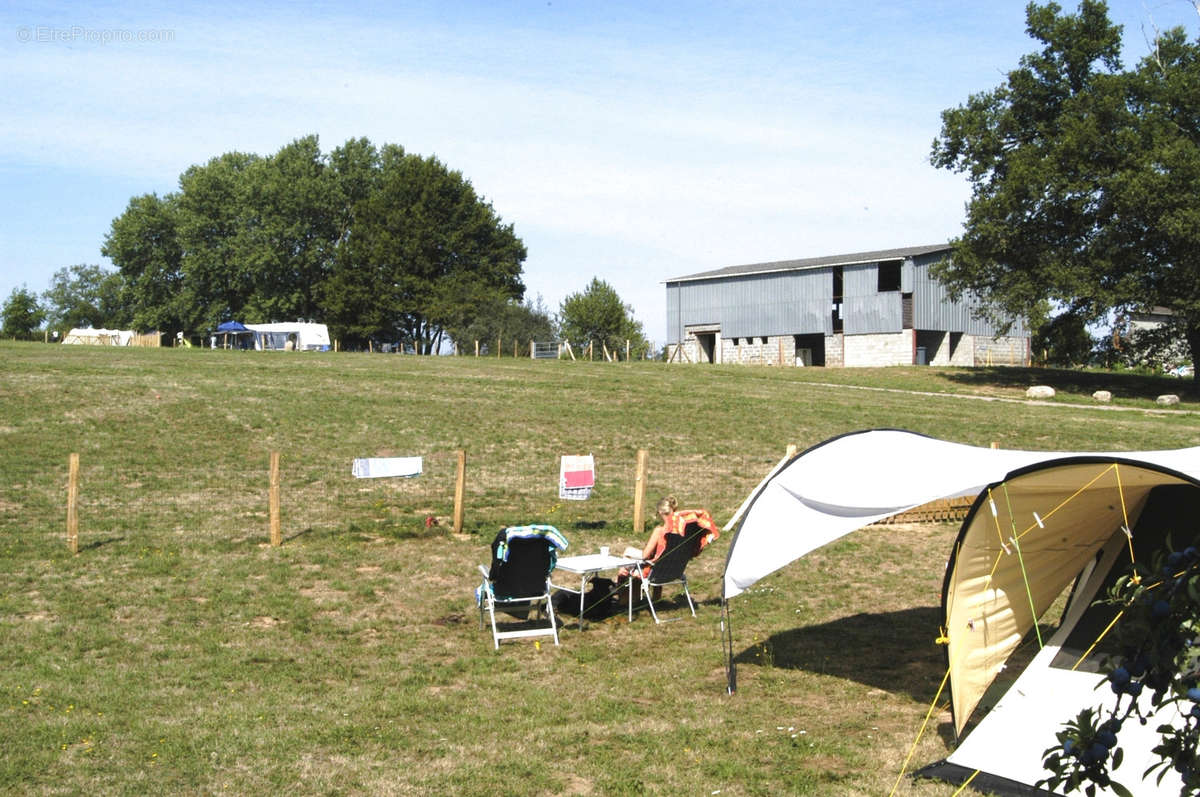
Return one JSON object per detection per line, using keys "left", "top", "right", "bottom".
{"left": 723, "top": 430, "right": 1079, "bottom": 599}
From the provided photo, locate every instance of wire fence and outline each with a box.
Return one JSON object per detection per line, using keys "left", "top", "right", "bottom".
{"left": 13, "top": 445, "right": 971, "bottom": 555}
{"left": 17, "top": 447, "right": 794, "bottom": 553}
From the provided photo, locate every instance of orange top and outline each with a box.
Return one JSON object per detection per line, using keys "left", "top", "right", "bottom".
{"left": 632, "top": 508, "right": 721, "bottom": 576}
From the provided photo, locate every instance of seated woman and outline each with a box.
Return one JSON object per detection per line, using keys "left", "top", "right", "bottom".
{"left": 620, "top": 495, "right": 720, "bottom": 583}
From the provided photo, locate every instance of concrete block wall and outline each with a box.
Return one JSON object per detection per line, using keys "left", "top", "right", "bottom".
{"left": 947, "top": 336, "right": 974, "bottom": 367}
{"left": 972, "top": 335, "right": 1029, "bottom": 367}
{"left": 843, "top": 331, "right": 914, "bottom": 367}
{"left": 920, "top": 332, "right": 969, "bottom": 366}
{"left": 720, "top": 336, "right": 792, "bottom": 366}
{"left": 825, "top": 334, "right": 844, "bottom": 367}
{"left": 668, "top": 330, "right": 1027, "bottom": 367}
{"left": 670, "top": 338, "right": 703, "bottom": 363}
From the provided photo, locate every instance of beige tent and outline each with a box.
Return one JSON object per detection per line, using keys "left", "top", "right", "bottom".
{"left": 62, "top": 327, "right": 134, "bottom": 345}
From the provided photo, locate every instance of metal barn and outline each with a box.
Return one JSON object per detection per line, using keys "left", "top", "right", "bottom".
{"left": 664, "top": 244, "right": 1029, "bottom": 368}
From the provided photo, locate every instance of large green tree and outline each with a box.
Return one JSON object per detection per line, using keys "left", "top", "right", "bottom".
{"left": 319, "top": 145, "right": 526, "bottom": 352}
{"left": 558, "top": 277, "right": 646, "bottom": 359}
{"left": 104, "top": 136, "right": 525, "bottom": 348}
{"left": 41, "top": 264, "right": 127, "bottom": 331}
{"left": 102, "top": 192, "right": 188, "bottom": 333}
{"left": 1, "top": 286, "right": 46, "bottom": 339}
{"left": 931, "top": 1, "right": 1200, "bottom": 383}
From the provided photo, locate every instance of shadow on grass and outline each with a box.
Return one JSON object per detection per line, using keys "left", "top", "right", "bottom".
{"left": 79, "top": 535, "right": 125, "bottom": 551}
{"left": 735, "top": 607, "right": 944, "bottom": 702}
{"left": 283, "top": 528, "right": 315, "bottom": 543}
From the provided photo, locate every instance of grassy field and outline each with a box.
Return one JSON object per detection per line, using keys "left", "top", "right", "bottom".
{"left": 3, "top": 341, "right": 1200, "bottom": 795}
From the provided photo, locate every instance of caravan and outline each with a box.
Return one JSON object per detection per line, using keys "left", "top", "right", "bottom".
{"left": 245, "top": 322, "right": 331, "bottom": 351}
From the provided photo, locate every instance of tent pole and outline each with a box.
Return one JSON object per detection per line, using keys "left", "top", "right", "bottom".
{"left": 722, "top": 594, "right": 737, "bottom": 694}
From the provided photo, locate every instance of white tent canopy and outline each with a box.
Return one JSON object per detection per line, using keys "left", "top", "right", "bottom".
{"left": 62, "top": 327, "right": 135, "bottom": 346}
{"left": 723, "top": 430, "right": 1200, "bottom": 599}
{"left": 722, "top": 429, "right": 1200, "bottom": 795}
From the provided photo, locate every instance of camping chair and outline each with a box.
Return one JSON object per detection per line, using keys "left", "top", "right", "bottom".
{"left": 476, "top": 526, "right": 565, "bottom": 649}
{"left": 629, "top": 532, "right": 697, "bottom": 624}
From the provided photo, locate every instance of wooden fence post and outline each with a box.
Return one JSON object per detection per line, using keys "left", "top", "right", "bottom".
{"left": 633, "top": 449, "right": 649, "bottom": 535}
{"left": 496, "top": 336, "right": 501, "bottom": 359}
{"left": 453, "top": 450, "right": 467, "bottom": 534}
{"left": 67, "top": 453, "right": 79, "bottom": 554}
{"left": 269, "top": 451, "right": 282, "bottom": 546}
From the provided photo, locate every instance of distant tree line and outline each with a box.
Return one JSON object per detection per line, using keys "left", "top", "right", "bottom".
{"left": 2, "top": 135, "right": 648, "bottom": 355}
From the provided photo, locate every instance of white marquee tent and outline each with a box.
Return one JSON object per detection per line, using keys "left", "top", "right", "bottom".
{"left": 62, "top": 327, "right": 135, "bottom": 346}
{"left": 722, "top": 429, "right": 1200, "bottom": 795}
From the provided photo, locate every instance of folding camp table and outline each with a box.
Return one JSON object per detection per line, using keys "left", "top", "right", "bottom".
{"left": 552, "top": 553, "right": 640, "bottom": 630}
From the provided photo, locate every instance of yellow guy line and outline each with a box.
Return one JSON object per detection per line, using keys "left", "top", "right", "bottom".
{"left": 1013, "top": 463, "right": 1118, "bottom": 544}
{"left": 1070, "top": 608, "right": 1125, "bottom": 671}
{"left": 890, "top": 666, "right": 952, "bottom": 797}
{"left": 986, "top": 464, "right": 1121, "bottom": 581}
{"left": 951, "top": 770, "right": 981, "bottom": 796}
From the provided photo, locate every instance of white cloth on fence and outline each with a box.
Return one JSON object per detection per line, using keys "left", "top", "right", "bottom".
{"left": 351, "top": 456, "right": 423, "bottom": 479}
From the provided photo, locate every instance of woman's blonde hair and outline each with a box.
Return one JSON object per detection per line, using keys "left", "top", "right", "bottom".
{"left": 656, "top": 495, "right": 678, "bottom": 515}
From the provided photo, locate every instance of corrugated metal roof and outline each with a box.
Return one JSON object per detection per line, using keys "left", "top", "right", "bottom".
{"left": 665, "top": 243, "right": 952, "bottom": 283}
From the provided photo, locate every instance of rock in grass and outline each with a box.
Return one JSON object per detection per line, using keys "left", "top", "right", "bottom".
{"left": 1092, "top": 390, "right": 1112, "bottom": 403}
{"left": 1026, "top": 385, "right": 1056, "bottom": 399}
{"left": 1157, "top": 394, "right": 1181, "bottom": 406}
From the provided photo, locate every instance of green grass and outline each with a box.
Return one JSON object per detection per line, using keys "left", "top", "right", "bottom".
{"left": 3, "top": 341, "right": 1200, "bottom": 795}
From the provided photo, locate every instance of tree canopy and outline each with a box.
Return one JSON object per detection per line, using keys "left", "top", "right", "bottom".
{"left": 103, "top": 135, "right": 526, "bottom": 350}
{"left": 41, "top": 264, "right": 127, "bottom": 331}
{"left": 558, "top": 277, "right": 647, "bottom": 358}
{"left": 2, "top": 286, "right": 46, "bottom": 339}
{"left": 443, "top": 294, "right": 555, "bottom": 353}
{"left": 931, "top": 0, "right": 1200, "bottom": 381}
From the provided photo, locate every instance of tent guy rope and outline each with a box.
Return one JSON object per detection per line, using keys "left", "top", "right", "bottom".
{"left": 889, "top": 666, "right": 952, "bottom": 797}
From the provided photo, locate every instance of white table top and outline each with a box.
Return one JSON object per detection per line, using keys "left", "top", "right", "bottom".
{"left": 555, "top": 553, "right": 640, "bottom": 573}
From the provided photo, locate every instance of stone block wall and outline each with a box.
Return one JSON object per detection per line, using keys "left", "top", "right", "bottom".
{"left": 720, "top": 336, "right": 792, "bottom": 366}
{"left": 971, "top": 335, "right": 1029, "bottom": 367}
{"left": 825, "top": 334, "right": 844, "bottom": 367}
{"left": 843, "top": 331, "right": 915, "bottom": 367}
{"left": 667, "top": 330, "right": 1028, "bottom": 367}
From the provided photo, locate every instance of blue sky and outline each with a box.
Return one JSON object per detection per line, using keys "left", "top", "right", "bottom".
{"left": 3, "top": 1, "right": 1198, "bottom": 343}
